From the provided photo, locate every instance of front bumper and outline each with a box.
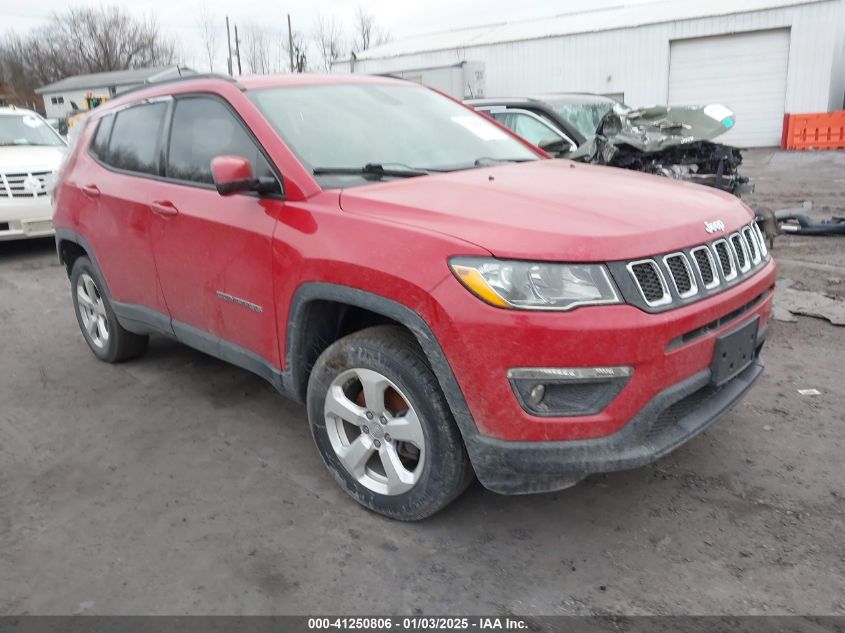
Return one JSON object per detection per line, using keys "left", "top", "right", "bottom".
{"left": 429, "top": 258, "right": 775, "bottom": 443}
{"left": 466, "top": 355, "right": 763, "bottom": 494}
{"left": 426, "top": 257, "right": 775, "bottom": 494}
{"left": 0, "top": 198, "right": 54, "bottom": 241}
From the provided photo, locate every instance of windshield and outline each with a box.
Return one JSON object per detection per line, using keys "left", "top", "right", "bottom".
{"left": 545, "top": 97, "right": 619, "bottom": 138}
{"left": 0, "top": 113, "right": 65, "bottom": 147}
{"left": 248, "top": 83, "right": 539, "bottom": 186}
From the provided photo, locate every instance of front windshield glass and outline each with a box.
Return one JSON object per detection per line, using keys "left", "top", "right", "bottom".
{"left": 0, "top": 113, "right": 65, "bottom": 147}
{"left": 546, "top": 98, "right": 619, "bottom": 138}
{"left": 249, "top": 83, "right": 539, "bottom": 185}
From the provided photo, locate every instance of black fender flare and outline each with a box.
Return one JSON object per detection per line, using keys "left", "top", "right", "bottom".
{"left": 55, "top": 228, "right": 111, "bottom": 293}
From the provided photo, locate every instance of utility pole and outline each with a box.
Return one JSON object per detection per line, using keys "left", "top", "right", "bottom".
{"left": 234, "top": 24, "right": 242, "bottom": 75}
{"left": 225, "top": 16, "right": 233, "bottom": 76}
{"left": 287, "top": 14, "right": 295, "bottom": 73}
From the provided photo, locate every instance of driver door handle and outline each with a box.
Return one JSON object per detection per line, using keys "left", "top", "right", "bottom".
{"left": 81, "top": 184, "right": 100, "bottom": 198}
{"left": 150, "top": 200, "right": 179, "bottom": 217}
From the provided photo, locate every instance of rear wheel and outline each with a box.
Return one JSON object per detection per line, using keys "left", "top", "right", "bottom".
{"left": 70, "top": 256, "right": 148, "bottom": 362}
{"left": 307, "top": 326, "right": 473, "bottom": 520}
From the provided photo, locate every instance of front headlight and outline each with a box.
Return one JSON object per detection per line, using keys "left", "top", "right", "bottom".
{"left": 449, "top": 257, "right": 621, "bottom": 310}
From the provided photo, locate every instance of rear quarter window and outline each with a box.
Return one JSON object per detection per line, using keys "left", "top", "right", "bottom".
{"left": 90, "top": 115, "right": 113, "bottom": 162}
{"left": 106, "top": 102, "right": 167, "bottom": 175}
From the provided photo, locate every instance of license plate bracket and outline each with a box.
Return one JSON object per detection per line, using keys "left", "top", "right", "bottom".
{"left": 22, "top": 219, "right": 53, "bottom": 234}
{"left": 711, "top": 316, "right": 759, "bottom": 386}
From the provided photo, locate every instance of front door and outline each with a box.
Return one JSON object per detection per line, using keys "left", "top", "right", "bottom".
{"left": 148, "top": 95, "right": 283, "bottom": 369}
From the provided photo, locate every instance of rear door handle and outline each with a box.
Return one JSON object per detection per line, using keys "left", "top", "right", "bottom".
{"left": 81, "top": 184, "right": 100, "bottom": 198}
{"left": 150, "top": 200, "right": 179, "bottom": 217}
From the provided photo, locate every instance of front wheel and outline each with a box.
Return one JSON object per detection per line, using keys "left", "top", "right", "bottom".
{"left": 306, "top": 326, "right": 473, "bottom": 520}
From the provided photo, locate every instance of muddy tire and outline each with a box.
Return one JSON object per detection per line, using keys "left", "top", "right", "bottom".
{"left": 307, "top": 325, "right": 474, "bottom": 520}
{"left": 70, "top": 256, "right": 148, "bottom": 363}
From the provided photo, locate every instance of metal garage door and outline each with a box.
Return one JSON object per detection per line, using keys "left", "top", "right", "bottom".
{"left": 669, "top": 29, "right": 790, "bottom": 147}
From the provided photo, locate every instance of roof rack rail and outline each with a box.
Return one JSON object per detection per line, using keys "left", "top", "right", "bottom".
{"left": 117, "top": 70, "right": 241, "bottom": 98}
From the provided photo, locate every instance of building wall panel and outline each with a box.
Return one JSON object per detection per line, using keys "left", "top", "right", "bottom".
{"left": 346, "top": 0, "right": 843, "bottom": 134}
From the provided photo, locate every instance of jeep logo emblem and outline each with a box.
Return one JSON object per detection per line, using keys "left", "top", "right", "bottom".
{"left": 704, "top": 220, "right": 726, "bottom": 234}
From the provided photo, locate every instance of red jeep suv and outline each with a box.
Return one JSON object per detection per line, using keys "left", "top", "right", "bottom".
{"left": 53, "top": 74, "right": 775, "bottom": 520}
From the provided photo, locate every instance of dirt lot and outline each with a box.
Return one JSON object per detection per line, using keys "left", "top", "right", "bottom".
{"left": 1, "top": 149, "right": 843, "bottom": 616}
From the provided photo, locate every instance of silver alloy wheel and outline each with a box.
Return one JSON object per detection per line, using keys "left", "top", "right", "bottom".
{"left": 76, "top": 273, "right": 109, "bottom": 349}
{"left": 324, "top": 368, "right": 426, "bottom": 496}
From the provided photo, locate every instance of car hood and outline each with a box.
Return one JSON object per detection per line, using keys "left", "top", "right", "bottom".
{"left": 570, "top": 103, "right": 736, "bottom": 159}
{"left": 0, "top": 145, "right": 66, "bottom": 172}
{"left": 338, "top": 159, "right": 753, "bottom": 262}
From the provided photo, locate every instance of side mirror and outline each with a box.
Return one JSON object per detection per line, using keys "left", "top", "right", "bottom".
{"left": 211, "top": 155, "right": 279, "bottom": 196}
{"left": 537, "top": 135, "right": 568, "bottom": 155}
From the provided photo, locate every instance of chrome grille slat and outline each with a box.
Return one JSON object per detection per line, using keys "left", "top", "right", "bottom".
{"left": 730, "top": 233, "right": 750, "bottom": 273}
{"left": 627, "top": 260, "right": 671, "bottom": 307}
{"left": 691, "top": 246, "right": 720, "bottom": 290}
{"left": 663, "top": 252, "right": 697, "bottom": 298}
{"left": 742, "top": 227, "right": 760, "bottom": 265}
{"left": 753, "top": 223, "right": 769, "bottom": 258}
{"left": 712, "top": 239, "right": 737, "bottom": 281}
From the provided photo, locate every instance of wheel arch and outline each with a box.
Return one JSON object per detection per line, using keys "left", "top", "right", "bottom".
{"left": 55, "top": 229, "right": 111, "bottom": 294}
{"left": 284, "top": 283, "right": 480, "bottom": 444}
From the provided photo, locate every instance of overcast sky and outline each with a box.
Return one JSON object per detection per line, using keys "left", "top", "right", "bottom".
{"left": 1, "top": 0, "right": 657, "bottom": 72}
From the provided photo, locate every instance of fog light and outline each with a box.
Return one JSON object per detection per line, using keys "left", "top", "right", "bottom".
{"left": 528, "top": 384, "right": 546, "bottom": 406}
{"left": 508, "top": 366, "right": 633, "bottom": 417}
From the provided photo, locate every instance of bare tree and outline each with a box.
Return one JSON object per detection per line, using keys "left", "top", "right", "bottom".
{"left": 240, "top": 23, "right": 292, "bottom": 75}
{"left": 284, "top": 29, "right": 309, "bottom": 73}
{"left": 313, "top": 15, "right": 345, "bottom": 72}
{"left": 241, "top": 24, "right": 270, "bottom": 74}
{"left": 196, "top": 5, "right": 218, "bottom": 72}
{"left": 0, "top": 6, "right": 179, "bottom": 104}
{"left": 351, "top": 6, "right": 390, "bottom": 54}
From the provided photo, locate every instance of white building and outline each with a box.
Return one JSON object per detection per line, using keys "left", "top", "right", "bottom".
{"left": 333, "top": 0, "right": 845, "bottom": 147}
{"left": 35, "top": 66, "right": 193, "bottom": 119}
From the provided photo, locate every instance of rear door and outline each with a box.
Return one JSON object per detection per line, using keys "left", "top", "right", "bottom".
{"left": 147, "top": 94, "right": 283, "bottom": 368}
{"left": 84, "top": 102, "right": 170, "bottom": 317}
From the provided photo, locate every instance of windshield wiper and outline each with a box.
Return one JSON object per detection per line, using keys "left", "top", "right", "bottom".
{"left": 312, "top": 163, "right": 430, "bottom": 179}
{"left": 473, "top": 157, "right": 534, "bottom": 166}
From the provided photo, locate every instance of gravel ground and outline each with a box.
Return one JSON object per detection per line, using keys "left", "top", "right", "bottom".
{"left": 1, "top": 149, "right": 843, "bottom": 615}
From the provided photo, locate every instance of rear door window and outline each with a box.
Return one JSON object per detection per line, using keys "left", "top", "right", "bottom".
{"left": 106, "top": 102, "right": 167, "bottom": 175}
{"left": 166, "top": 96, "right": 273, "bottom": 185}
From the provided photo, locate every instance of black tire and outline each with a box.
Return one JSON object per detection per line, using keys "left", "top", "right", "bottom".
{"left": 307, "top": 325, "right": 474, "bottom": 520}
{"left": 70, "top": 256, "right": 148, "bottom": 363}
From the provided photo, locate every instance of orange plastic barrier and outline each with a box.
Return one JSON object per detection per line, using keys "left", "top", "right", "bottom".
{"left": 781, "top": 110, "right": 845, "bottom": 150}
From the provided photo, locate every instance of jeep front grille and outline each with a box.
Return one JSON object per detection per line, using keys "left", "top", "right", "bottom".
{"left": 611, "top": 222, "right": 770, "bottom": 312}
